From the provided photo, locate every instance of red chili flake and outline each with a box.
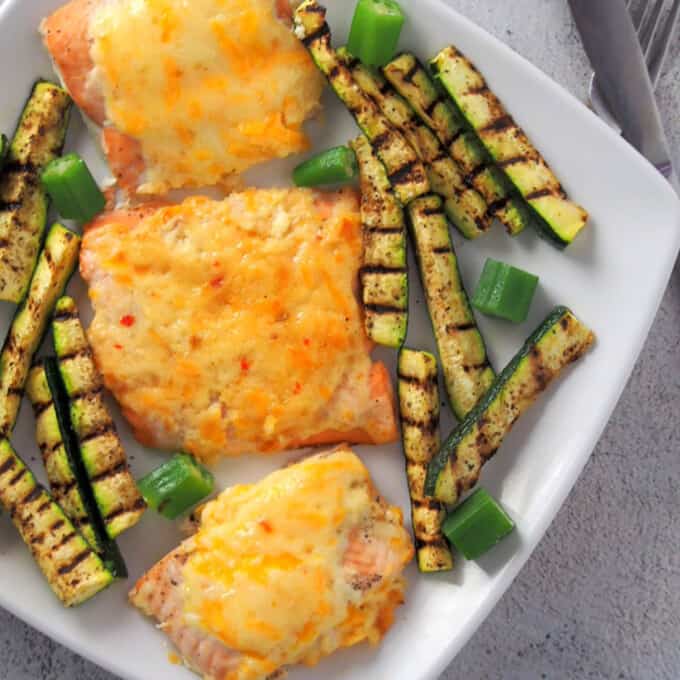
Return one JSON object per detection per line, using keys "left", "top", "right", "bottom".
{"left": 210, "top": 275, "right": 224, "bottom": 289}
{"left": 303, "top": 338, "right": 311, "bottom": 347}
{"left": 120, "top": 315, "right": 135, "bottom": 327}
{"left": 240, "top": 357, "right": 250, "bottom": 372}
{"left": 114, "top": 343, "right": 123, "bottom": 350}
{"left": 259, "top": 520, "right": 273, "bottom": 533}
{"left": 293, "top": 382, "right": 302, "bottom": 395}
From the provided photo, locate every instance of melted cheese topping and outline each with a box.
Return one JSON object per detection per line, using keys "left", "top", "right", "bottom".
{"left": 89, "top": 0, "right": 323, "bottom": 194}
{"left": 181, "top": 449, "right": 413, "bottom": 677}
{"left": 83, "top": 189, "right": 380, "bottom": 461}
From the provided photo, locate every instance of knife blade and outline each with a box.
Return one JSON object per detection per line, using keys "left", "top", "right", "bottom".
{"left": 568, "top": 0, "right": 673, "bottom": 177}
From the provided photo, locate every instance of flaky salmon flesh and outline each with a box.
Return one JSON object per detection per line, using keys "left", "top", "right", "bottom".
{"left": 41, "top": 0, "right": 323, "bottom": 195}
{"left": 80, "top": 188, "right": 398, "bottom": 462}
{"left": 130, "top": 448, "right": 414, "bottom": 680}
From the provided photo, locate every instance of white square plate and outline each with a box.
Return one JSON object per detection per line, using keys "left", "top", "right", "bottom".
{"left": 0, "top": 1, "right": 678, "bottom": 679}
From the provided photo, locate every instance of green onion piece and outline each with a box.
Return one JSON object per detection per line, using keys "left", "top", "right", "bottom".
{"left": 347, "top": 0, "right": 405, "bottom": 67}
{"left": 472, "top": 258, "right": 539, "bottom": 323}
{"left": 138, "top": 453, "right": 214, "bottom": 520}
{"left": 293, "top": 146, "right": 358, "bottom": 187}
{"left": 442, "top": 488, "right": 515, "bottom": 560}
{"left": 0, "top": 134, "right": 8, "bottom": 170}
{"left": 41, "top": 153, "right": 106, "bottom": 223}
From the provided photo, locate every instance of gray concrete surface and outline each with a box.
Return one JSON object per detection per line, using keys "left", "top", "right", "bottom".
{"left": 1, "top": 1, "right": 679, "bottom": 679}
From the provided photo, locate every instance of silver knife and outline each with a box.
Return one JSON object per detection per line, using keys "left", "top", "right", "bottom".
{"left": 568, "top": 0, "right": 674, "bottom": 178}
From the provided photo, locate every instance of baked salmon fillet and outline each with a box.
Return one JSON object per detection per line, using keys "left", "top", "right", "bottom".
{"left": 130, "top": 447, "right": 414, "bottom": 680}
{"left": 41, "top": 0, "right": 322, "bottom": 195}
{"left": 80, "top": 187, "right": 398, "bottom": 461}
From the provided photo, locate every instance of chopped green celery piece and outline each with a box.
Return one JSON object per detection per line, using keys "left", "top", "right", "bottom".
{"left": 138, "top": 453, "right": 214, "bottom": 520}
{"left": 41, "top": 153, "right": 105, "bottom": 223}
{"left": 347, "top": 0, "right": 405, "bottom": 67}
{"left": 472, "top": 258, "right": 539, "bottom": 323}
{"left": 442, "top": 488, "right": 514, "bottom": 560}
{"left": 293, "top": 146, "right": 358, "bottom": 187}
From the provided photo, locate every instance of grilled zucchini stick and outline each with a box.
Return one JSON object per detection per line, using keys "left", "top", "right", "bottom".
{"left": 340, "top": 49, "right": 490, "bottom": 239}
{"left": 45, "top": 358, "right": 127, "bottom": 575}
{"left": 0, "top": 134, "right": 8, "bottom": 170}
{"left": 407, "top": 195, "right": 495, "bottom": 420}
{"left": 398, "top": 349, "right": 453, "bottom": 572}
{"left": 351, "top": 135, "right": 408, "bottom": 348}
{"left": 26, "top": 361, "right": 101, "bottom": 552}
{"left": 426, "top": 307, "right": 595, "bottom": 505}
{"left": 293, "top": 0, "right": 430, "bottom": 205}
{"left": 52, "top": 297, "right": 146, "bottom": 539}
{"left": 0, "top": 223, "right": 80, "bottom": 437}
{"left": 430, "top": 47, "right": 588, "bottom": 248}
{"left": 383, "top": 54, "right": 531, "bottom": 236}
{"left": 0, "top": 82, "right": 72, "bottom": 303}
{"left": 0, "top": 439, "right": 113, "bottom": 606}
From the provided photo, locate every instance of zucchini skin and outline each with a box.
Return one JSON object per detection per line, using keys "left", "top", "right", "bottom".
{"left": 429, "top": 47, "right": 588, "bottom": 248}
{"left": 0, "top": 223, "right": 80, "bottom": 438}
{"left": 425, "top": 306, "right": 595, "bottom": 504}
{"left": 0, "top": 439, "right": 113, "bottom": 606}
{"left": 293, "top": 0, "right": 430, "bottom": 205}
{"left": 383, "top": 54, "right": 531, "bottom": 237}
{"left": 351, "top": 135, "right": 408, "bottom": 348}
{"left": 0, "top": 81, "right": 72, "bottom": 303}
{"left": 52, "top": 296, "right": 146, "bottom": 539}
{"left": 407, "top": 195, "right": 495, "bottom": 420}
{"left": 340, "top": 49, "right": 490, "bottom": 239}
{"left": 28, "top": 360, "right": 128, "bottom": 578}
{"left": 398, "top": 349, "right": 453, "bottom": 572}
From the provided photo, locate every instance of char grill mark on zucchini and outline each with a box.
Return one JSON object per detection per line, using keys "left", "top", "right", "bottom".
{"left": 340, "top": 49, "right": 490, "bottom": 239}
{"left": 52, "top": 296, "right": 145, "bottom": 539}
{"left": 407, "top": 195, "right": 495, "bottom": 420}
{"left": 293, "top": 0, "right": 430, "bottom": 205}
{"left": 429, "top": 47, "right": 588, "bottom": 248}
{"left": 398, "top": 349, "right": 453, "bottom": 572}
{"left": 0, "top": 82, "right": 72, "bottom": 303}
{"left": 351, "top": 135, "right": 408, "bottom": 347}
{"left": 383, "top": 54, "right": 531, "bottom": 236}
{"left": 0, "top": 223, "right": 80, "bottom": 438}
{"left": 0, "top": 439, "right": 112, "bottom": 606}
{"left": 426, "top": 307, "right": 595, "bottom": 505}
{"left": 26, "top": 361, "right": 100, "bottom": 552}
